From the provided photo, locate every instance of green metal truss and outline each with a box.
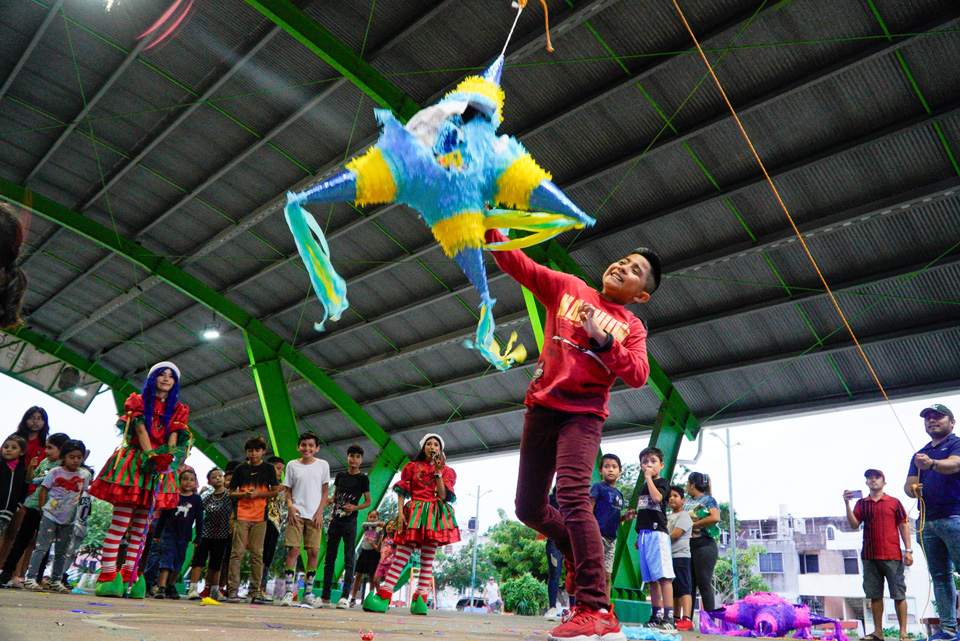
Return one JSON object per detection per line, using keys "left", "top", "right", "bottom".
{"left": 245, "top": 332, "right": 301, "bottom": 462}
{"left": 243, "top": 0, "right": 420, "bottom": 123}
{"left": 517, "top": 238, "right": 700, "bottom": 592}
{"left": 2, "top": 325, "right": 227, "bottom": 467}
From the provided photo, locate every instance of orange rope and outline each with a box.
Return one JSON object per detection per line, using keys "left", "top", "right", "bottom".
{"left": 668, "top": 0, "right": 910, "bottom": 440}
{"left": 518, "top": 0, "right": 554, "bottom": 52}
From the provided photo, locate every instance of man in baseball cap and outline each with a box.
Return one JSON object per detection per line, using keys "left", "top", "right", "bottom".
{"left": 845, "top": 469, "right": 910, "bottom": 641}
{"left": 906, "top": 403, "right": 960, "bottom": 640}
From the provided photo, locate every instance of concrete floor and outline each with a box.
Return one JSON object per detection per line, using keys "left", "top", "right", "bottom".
{"left": 0, "top": 590, "right": 706, "bottom": 641}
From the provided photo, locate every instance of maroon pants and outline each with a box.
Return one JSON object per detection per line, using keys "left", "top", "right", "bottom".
{"left": 515, "top": 405, "right": 606, "bottom": 611}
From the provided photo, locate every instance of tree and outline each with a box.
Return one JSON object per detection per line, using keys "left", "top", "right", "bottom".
{"left": 712, "top": 545, "right": 769, "bottom": 604}
{"left": 434, "top": 540, "right": 496, "bottom": 593}
{"left": 502, "top": 573, "right": 548, "bottom": 615}
{"left": 486, "top": 508, "right": 547, "bottom": 582}
{"left": 78, "top": 498, "right": 114, "bottom": 559}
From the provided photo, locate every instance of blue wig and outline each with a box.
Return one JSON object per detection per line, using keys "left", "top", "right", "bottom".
{"left": 141, "top": 367, "right": 180, "bottom": 434}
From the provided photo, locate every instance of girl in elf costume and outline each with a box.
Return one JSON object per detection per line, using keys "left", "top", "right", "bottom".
{"left": 362, "top": 434, "right": 459, "bottom": 615}
{"left": 89, "top": 361, "right": 191, "bottom": 598}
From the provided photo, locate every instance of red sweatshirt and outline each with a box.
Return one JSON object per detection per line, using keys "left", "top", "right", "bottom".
{"left": 486, "top": 230, "right": 650, "bottom": 418}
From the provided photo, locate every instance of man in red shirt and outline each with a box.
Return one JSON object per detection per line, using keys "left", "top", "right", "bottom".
{"left": 844, "top": 469, "right": 912, "bottom": 641}
{"left": 487, "top": 229, "right": 660, "bottom": 641}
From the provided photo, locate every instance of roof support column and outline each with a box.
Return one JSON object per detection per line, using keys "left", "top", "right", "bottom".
{"left": 245, "top": 332, "right": 301, "bottom": 462}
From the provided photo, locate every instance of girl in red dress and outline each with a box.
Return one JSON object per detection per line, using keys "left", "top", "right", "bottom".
{"left": 363, "top": 434, "right": 459, "bottom": 615}
{"left": 89, "top": 361, "right": 191, "bottom": 597}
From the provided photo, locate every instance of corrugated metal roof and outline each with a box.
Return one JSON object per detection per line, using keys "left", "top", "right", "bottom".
{"left": 4, "top": 0, "right": 960, "bottom": 469}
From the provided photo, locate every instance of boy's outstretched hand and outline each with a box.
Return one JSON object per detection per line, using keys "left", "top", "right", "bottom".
{"left": 578, "top": 304, "right": 607, "bottom": 343}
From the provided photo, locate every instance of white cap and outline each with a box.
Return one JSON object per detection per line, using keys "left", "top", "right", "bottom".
{"left": 419, "top": 433, "right": 445, "bottom": 451}
{"left": 148, "top": 361, "right": 181, "bottom": 380}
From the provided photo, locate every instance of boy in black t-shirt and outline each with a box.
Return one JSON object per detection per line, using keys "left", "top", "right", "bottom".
{"left": 634, "top": 447, "right": 675, "bottom": 631}
{"left": 226, "top": 437, "right": 279, "bottom": 604}
{"left": 322, "top": 444, "right": 371, "bottom": 608}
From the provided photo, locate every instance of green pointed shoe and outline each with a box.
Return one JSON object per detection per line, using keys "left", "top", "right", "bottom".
{"left": 410, "top": 594, "right": 428, "bottom": 616}
{"left": 362, "top": 591, "right": 390, "bottom": 613}
{"left": 127, "top": 576, "right": 146, "bottom": 599}
{"left": 94, "top": 573, "right": 125, "bottom": 598}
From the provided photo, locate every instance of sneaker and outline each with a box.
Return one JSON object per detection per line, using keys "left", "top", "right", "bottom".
{"left": 929, "top": 631, "right": 959, "bottom": 641}
{"left": 351, "top": 600, "right": 358, "bottom": 608}
{"left": 49, "top": 581, "right": 71, "bottom": 594}
{"left": 548, "top": 605, "right": 627, "bottom": 641}
{"left": 303, "top": 593, "right": 318, "bottom": 608}
{"left": 251, "top": 594, "right": 267, "bottom": 605}
{"left": 261, "top": 594, "right": 274, "bottom": 603}
{"left": 200, "top": 586, "right": 210, "bottom": 599}
{"left": 146, "top": 585, "right": 159, "bottom": 598}
{"left": 165, "top": 586, "right": 180, "bottom": 600}
{"left": 337, "top": 597, "right": 351, "bottom": 609}
{"left": 544, "top": 607, "right": 561, "bottom": 620}
{"left": 212, "top": 588, "right": 227, "bottom": 603}
{"left": 22, "top": 578, "right": 41, "bottom": 591}
{"left": 645, "top": 615, "right": 663, "bottom": 629}
{"left": 676, "top": 618, "right": 694, "bottom": 631}
{"left": 280, "top": 591, "right": 295, "bottom": 607}
{"left": 658, "top": 617, "right": 677, "bottom": 632}
{"left": 226, "top": 595, "right": 242, "bottom": 604}
{"left": 154, "top": 590, "right": 165, "bottom": 599}
{"left": 187, "top": 585, "right": 200, "bottom": 600}
{"left": 563, "top": 557, "right": 576, "bottom": 597}
{"left": 319, "top": 597, "right": 331, "bottom": 608}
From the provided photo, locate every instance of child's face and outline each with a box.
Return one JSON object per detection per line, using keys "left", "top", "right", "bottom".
{"left": 223, "top": 472, "right": 233, "bottom": 486}
{"left": 155, "top": 369, "right": 176, "bottom": 394}
{"left": 1, "top": 440, "right": 22, "bottom": 461}
{"left": 347, "top": 452, "right": 363, "bottom": 469}
{"left": 600, "top": 254, "right": 652, "bottom": 305}
{"left": 45, "top": 443, "right": 61, "bottom": 461}
{"left": 62, "top": 450, "right": 84, "bottom": 471}
{"left": 180, "top": 473, "right": 197, "bottom": 492}
{"left": 601, "top": 459, "right": 622, "bottom": 483}
{"left": 367, "top": 511, "right": 378, "bottom": 522}
{"left": 209, "top": 470, "right": 224, "bottom": 489}
{"left": 668, "top": 490, "right": 684, "bottom": 512}
{"left": 298, "top": 439, "right": 318, "bottom": 458}
{"left": 272, "top": 461, "right": 285, "bottom": 480}
{"left": 25, "top": 412, "right": 45, "bottom": 433}
{"left": 246, "top": 447, "right": 265, "bottom": 465}
{"left": 640, "top": 454, "right": 664, "bottom": 476}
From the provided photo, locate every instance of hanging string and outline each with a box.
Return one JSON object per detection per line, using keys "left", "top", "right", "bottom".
{"left": 667, "top": 0, "right": 914, "bottom": 449}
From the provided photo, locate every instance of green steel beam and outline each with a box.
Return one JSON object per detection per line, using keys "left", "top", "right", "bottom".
{"left": 3, "top": 326, "right": 227, "bottom": 467}
{"left": 242, "top": 0, "right": 420, "bottom": 123}
{"left": 245, "top": 332, "right": 301, "bottom": 462}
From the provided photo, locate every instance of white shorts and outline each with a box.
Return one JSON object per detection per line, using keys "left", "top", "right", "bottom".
{"left": 637, "top": 529, "right": 674, "bottom": 582}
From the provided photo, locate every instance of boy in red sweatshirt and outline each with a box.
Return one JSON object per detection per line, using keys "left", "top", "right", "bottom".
{"left": 486, "top": 229, "right": 660, "bottom": 641}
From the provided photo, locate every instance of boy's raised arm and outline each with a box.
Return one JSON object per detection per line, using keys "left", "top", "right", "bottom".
{"left": 485, "top": 230, "right": 570, "bottom": 306}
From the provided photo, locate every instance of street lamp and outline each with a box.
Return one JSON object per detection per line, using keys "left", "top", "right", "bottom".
{"left": 711, "top": 429, "right": 741, "bottom": 600}
{"left": 467, "top": 486, "right": 492, "bottom": 609}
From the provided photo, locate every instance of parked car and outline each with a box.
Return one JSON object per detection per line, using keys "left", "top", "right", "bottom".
{"left": 456, "top": 596, "right": 488, "bottom": 611}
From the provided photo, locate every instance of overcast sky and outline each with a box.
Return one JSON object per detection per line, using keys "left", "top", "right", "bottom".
{"left": 3, "top": 374, "right": 956, "bottom": 538}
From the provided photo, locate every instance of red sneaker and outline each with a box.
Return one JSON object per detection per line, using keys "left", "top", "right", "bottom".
{"left": 563, "top": 557, "right": 576, "bottom": 596}
{"left": 548, "top": 605, "right": 627, "bottom": 641}
{"left": 200, "top": 586, "right": 210, "bottom": 599}
{"left": 676, "top": 618, "right": 694, "bottom": 631}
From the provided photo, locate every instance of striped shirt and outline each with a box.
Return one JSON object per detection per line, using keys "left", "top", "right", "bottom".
{"left": 853, "top": 494, "right": 907, "bottom": 560}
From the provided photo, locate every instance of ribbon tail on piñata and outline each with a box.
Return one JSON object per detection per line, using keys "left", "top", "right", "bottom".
{"left": 451, "top": 246, "right": 526, "bottom": 370}
{"left": 284, "top": 196, "right": 349, "bottom": 331}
